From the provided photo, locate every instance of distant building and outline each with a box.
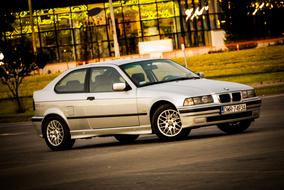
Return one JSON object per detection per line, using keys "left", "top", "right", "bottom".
{"left": 2, "top": 0, "right": 226, "bottom": 63}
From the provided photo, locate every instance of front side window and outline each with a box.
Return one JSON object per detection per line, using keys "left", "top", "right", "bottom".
{"left": 120, "top": 64, "right": 150, "bottom": 86}
{"left": 55, "top": 69, "right": 87, "bottom": 93}
{"left": 90, "top": 67, "right": 126, "bottom": 93}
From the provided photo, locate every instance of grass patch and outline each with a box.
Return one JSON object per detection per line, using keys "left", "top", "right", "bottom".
{"left": 255, "top": 84, "right": 284, "bottom": 96}
{"left": 0, "top": 45, "right": 283, "bottom": 99}
{"left": 1, "top": 84, "right": 283, "bottom": 123}
{"left": 0, "top": 45, "right": 284, "bottom": 123}
{"left": 173, "top": 45, "right": 284, "bottom": 78}
{"left": 0, "top": 73, "right": 59, "bottom": 99}
{"left": 0, "top": 97, "right": 34, "bottom": 123}
{"left": 211, "top": 71, "right": 284, "bottom": 86}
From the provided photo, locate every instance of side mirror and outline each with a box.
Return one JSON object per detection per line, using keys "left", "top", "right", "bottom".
{"left": 196, "top": 72, "right": 205, "bottom": 78}
{"left": 113, "top": 83, "right": 127, "bottom": 91}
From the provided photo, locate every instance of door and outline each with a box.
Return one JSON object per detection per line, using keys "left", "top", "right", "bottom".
{"left": 84, "top": 66, "right": 140, "bottom": 129}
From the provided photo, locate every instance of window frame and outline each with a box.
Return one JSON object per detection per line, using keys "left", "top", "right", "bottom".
{"left": 54, "top": 68, "right": 89, "bottom": 94}
{"left": 88, "top": 66, "right": 130, "bottom": 93}
{"left": 120, "top": 59, "right": 198, "bottom": 87}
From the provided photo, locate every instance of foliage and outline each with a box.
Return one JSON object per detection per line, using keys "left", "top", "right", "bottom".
{"left": 0, "top": 44, "right": 283, "bottom": 100}
{"left": 0, "top": 37, "right": 37, "bottom": 113}
{"left": 0, "top": 7, "right": 49, "bottom": 112}
{"left": 35, "top": 49, "right": 51, "bottom": 69}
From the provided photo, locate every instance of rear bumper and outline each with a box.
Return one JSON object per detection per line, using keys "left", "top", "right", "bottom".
{"left": 31, "top": 116, "right": 43, "bottom": 137}
{"left": 178, "top": 99, "right": 261, "bottom": 128}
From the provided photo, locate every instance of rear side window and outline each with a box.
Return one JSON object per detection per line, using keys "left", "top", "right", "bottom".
{"left": 55, "top": 69, "right": 87, "bottom": 93}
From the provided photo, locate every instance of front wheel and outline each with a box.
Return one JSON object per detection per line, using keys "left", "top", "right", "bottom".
{"left": 217, "top": 120, "right": 252, "bottom": 134}
{"left": 114, "top": 134, "right": 139, "bottom": 144}
{"left": 43, "top": 116, "right": 75, "bottom": 151}
{"left": 152, "top": 104, "right": 191, "bottom": 141}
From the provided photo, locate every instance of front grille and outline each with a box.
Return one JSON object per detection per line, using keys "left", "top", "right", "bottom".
{"left": 219, "top": 94, "right": 231, "bottom": 103}
{"left": 232, "top": 92, "right": 241, "bottom": 101}
{"left": 219, "top": 92, "right": 241, "bottom": 103}
{"left": 207, "top": 111, "right": 252, "bottom": 122}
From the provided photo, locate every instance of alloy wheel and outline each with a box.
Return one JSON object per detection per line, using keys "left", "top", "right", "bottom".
{"left": 157, "top": 109, "right": 182, "bottom": 137}
{"left": 46, "top": 120, "right": 64, "bottom": 146}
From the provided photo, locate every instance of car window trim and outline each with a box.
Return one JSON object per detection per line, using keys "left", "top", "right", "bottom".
{"left": 119, "top": 60, "right": 149, "bottom": 88}
{"left": 54, "top": 68, "right": 88, "bottom": 94}
{"left": 120, "top": 59, "right": 200, "bottom": 88}
{"left": 87, "top": 66, "right": 132, "bottom": 93}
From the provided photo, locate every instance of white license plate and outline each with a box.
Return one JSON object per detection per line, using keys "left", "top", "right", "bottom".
{"left": 221, "top": 104, "right": 246, "bottom": 114}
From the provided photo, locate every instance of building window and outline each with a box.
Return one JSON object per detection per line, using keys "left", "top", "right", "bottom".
{"left": 4, "top": 0, "right": 223, "bottom": 63}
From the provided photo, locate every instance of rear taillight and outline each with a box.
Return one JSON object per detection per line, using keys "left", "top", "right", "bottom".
{"left": 32, "top": 99, "right": 35, "bottom": 111}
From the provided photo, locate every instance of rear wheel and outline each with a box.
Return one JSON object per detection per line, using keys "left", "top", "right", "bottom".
{"left": 43, "top": 116, "right": 75, "bottom": 151}
{"left": 114, "top": 135, "right": 139, "bottom": 144}
{"left": 217, "top": 120, "right": 252, "bottom": 134}
{"left": 152, "top": 104, "right": 191, "bottom": 141}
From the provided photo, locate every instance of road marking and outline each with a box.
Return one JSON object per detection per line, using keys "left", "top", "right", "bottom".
{"left": 0, "top": 132, "right": 29, "bottom": 136}
{"left": 0, "top": 122, "right": 32, "bottom": 128}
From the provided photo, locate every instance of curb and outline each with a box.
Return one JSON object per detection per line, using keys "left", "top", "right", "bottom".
{"left": 260, "top": 93, "right": 284, "bottom": 99}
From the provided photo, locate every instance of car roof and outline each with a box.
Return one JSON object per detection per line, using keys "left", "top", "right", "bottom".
{"left": 75, "top": 57, "right": 166, "bottom": 69}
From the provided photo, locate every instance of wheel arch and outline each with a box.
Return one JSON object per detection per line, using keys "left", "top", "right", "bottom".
{"left": 42, "top": 114, "right": 65, "bottom": 131}
{"left": 150, "top": 101, "right": 189, "bottom": 139}
{"left": 41, "top": 112, "right": 75, "bottom": 151}
{"left": 149, "top": 100, "right": 177, "bottom": 124}
{"left": 41, "top": 108, "right": 69, "bottom": 133}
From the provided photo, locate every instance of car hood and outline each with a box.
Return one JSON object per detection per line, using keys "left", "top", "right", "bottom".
{"left": 140, "top": 78, "right": 252, "bottom": 96}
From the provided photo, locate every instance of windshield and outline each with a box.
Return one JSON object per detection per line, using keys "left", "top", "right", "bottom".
{"left": 120, "top": 59, "right": 200, "bottom": 87}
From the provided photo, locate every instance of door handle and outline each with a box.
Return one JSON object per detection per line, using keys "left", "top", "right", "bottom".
{"left": 87, "top": 97, "right": 95, "bottom": 101}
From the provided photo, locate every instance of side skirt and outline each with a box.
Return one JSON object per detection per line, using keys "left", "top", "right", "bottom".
{"left": 70, "top": 125, "right": 152, "bottom": 139}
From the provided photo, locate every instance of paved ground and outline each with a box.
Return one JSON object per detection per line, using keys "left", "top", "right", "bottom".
{"left": 0, "top": 95, "right": 284, "bottom": 190}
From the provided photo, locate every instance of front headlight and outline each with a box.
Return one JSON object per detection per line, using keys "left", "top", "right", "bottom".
{"left": 184, "top": 95, "right": 213, "bottom": 106}
{"left": 242, "top": 89, "right": 256, "bottom": 99}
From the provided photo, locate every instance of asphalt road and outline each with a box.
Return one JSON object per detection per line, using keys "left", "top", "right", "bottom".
{"left": 1, "top": 95, "right": 284, "bottom": 190}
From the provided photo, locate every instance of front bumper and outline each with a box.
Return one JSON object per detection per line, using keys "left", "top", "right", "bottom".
{"left": 178, "top": 98, "right": 261, "bottom": 128}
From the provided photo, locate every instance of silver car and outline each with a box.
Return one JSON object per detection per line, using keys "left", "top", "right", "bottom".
{"left": 32, "top": 58, "right": 261, "bottom": 151}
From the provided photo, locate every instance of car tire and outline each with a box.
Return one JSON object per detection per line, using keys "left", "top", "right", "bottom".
{"left": 114, "top": 135, "right": 139, "bottom": 144}
{"left": 217, "top": 120, "right": 252, "bottom": 134}
{"left": 152, "top": 104, "right": 191, "bottom": 141}
{"left": 42, "top": 116, "right": 75, "bottom": 151}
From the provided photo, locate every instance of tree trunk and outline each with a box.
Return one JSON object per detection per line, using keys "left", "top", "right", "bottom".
{"left": 15, "top": 95, "right": 25, "bottom": 113}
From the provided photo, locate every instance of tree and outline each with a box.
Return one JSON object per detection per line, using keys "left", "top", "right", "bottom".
{"left": 35, "top": 49, "right": 51, "bottom": 70}
{"left": 0, "top": 6, "right": 50, "bottom": 113}
{"left": 0, "top": 8, "right": 35, "bottom": 113}
{"left": 0, "top": 37, "right": 37, "bottom": 113}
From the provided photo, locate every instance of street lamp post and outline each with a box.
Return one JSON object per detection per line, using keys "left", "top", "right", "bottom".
{"left": 109, "top": 0, "right": 120, "bottom": 58}
{"left": 88, "top": 8, "right": 103, "bottom": 62}
{"left": 28, "top": 0, "right": 37, "bottom": 55}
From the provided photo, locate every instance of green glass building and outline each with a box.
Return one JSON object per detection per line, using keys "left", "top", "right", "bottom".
{"left": 3, "top": 0, "right": 223, "bottom": 63}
